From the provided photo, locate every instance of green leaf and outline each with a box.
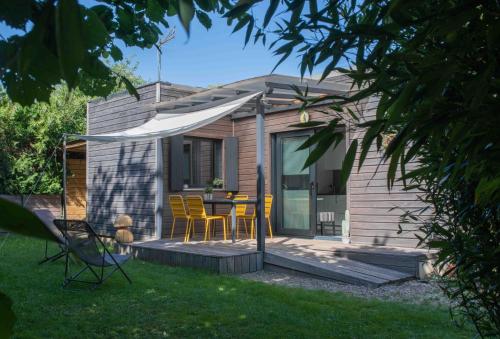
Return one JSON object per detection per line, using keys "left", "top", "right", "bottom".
{"left": 178, "top": 0, "right": 195, "bottom": 34}
{"left": 120, "top": 76, "right": 140, "bottom": 100}
{"left": 303, "top": 135, "right": 340, "bottom": 170}
{"left": 232, "top": 15, "right": 250, "bottom": 33}
{"left": 358, "top": 121, "right": 383, "bottom": 170}
{"left": 195, "top": 0, "right": 215, "bottom": 11}
{"left": 0, "top": 198, "right": 55, "bottom": 241}
{"left": 110, "top": 45, "right": 123, "bottom": 61}
{"left": 83, "top": 8, "right": 109, "bottom": 48}
{"left": 341, "top": 139, "right": 358, "bottom": 186}
{"left": 475, "top": 177, "right": 500, "bottom": 205}
{"left": 196, "top": 10, "right": 212, "bottom": 29}
{"left": 0, "top": 0, "right": 32, "bottom": 29}
{"left": 263, "top": 0, "right": 279, "bottom": 28}
{"left": 271, "top": 49, "right": 292, "bottom": 73}
{"left": 296, "top": 125, "right": 336, "bottom": 150}
{"left": 387, "top": 144, "right": 403, "bottom": 189}
{"left": 0, "top": 291, "right": 15, "bottom": 339}
{"left": 223, "top": 1, "right": 254, "bottom": 18}
{"left": 19, "top": 28, "right": 61, "bottom": 85}
{"left": 117, "top": 7, "right": 133, "bottom": 32}
{"left": 386, "top": 80, "right": 417, "bottom": 123}
{"left": 147, "top": 0, "right": 163, "bottom": 22}
{"left": 55, "top": 0, "right": 85, "bottom": 89}
{"left": 309, "top": 0, "right": 318, "bottom": 16}
{"left": 244, "top": 16, "right": 254, "bottom": 45}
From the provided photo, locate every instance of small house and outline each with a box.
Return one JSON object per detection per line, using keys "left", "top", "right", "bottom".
{"left": 83, "top": 74, "right": 425, "bottom": 249}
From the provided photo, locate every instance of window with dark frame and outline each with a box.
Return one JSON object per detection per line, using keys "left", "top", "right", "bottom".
{"left": 182, "top": 137, "right": 223, "bottom": 188}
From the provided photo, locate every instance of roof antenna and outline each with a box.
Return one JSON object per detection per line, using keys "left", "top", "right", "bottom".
{"left": 155, "top": 27, "right": 176, "bottom": 103}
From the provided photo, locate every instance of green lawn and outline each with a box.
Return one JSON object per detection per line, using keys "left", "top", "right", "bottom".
{"left": 0, "top": 236, "right": 472, "bottom": 338}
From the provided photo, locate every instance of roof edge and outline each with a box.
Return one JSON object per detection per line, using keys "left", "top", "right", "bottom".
{"left": 87, "top": 81, "right": 205, "bottom": 105}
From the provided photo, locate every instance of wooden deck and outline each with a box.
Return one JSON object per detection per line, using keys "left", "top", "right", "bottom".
{"left": 118, "top": 239, "right": 262, "bottom": 274}
{"left": 118, "top": 237, "right": 434, "bottom": 287}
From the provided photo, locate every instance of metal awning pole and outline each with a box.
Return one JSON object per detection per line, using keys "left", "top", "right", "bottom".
{"left": 256, "top": 95, "right": 265, "bottom": 254}
{"left": 62, "top": 134, "right": 67, "bottom": 220}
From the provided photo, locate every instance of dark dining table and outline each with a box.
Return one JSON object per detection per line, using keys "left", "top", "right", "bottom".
{"left": 203, "top": 198, "right": 257, "bottom": 243}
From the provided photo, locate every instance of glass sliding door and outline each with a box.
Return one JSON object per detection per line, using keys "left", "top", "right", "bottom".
{"left": 275, "top": 131, "right": 316, "bottom": 236}
{"left": 273, "top": 129, "right": 347, "bottom": 238}
{"left": 315, "top": 138, "right": 347, "bottom": 237}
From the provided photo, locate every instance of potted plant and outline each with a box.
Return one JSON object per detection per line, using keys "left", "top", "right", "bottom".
{"left": 204, "top": 185, "right": 213, "bottom": 200}
{"left": 212, "top": 177, "right": 223, "bottom": 189}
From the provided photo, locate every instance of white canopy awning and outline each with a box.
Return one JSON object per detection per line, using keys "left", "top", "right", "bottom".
{"left": 70, "top": 91, "right": 262, "bottom": 142}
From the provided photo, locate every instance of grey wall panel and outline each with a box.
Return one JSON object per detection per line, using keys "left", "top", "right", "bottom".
{"left": 224, "top": 137, "right": 239, "bottom": 191}
{"left": 347, "top": 96, "right": 424, "bottom": 248}
{"left": 87, "top": 83, "right": 197, "bottom": 239}
{"left": 168, "top": 135, "right": 184, "bottom": 192}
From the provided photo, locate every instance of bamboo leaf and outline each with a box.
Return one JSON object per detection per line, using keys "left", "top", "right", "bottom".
{"left": 358, "top": 121, "right": 383, "bottom": 170}
{"left": 341, "top": 139, "right": 358, "bottom": 185}
{"left": 263, "top": 0, "right": 279, "bottom": 28}
{"left": 223, "top": 0, "right": 254, "bottom": 18}
{"left": 296, "top": 120, "right": 340, "bottom": 150}
{"left": 303, "top": 136, "right": 338, "bottom": 169}
{"left": 387, "top": 145, "right": 403, "bottom": 189}
{"left": 244, "top": 17, "right": 254, "bottom": 45}
{"left": 232, "top": 15, "right": 250, "bottom": 33}
{"left": 194, "top": 0, "right": 214, "bottom": 11}
{"left": 196, "top": 10, "right": 212, "bottom": 29}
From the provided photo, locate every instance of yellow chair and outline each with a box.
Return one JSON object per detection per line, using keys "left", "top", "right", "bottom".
{"left": 168, "top": 195, "right": 191, "bottom": 242}
{"left": 225, "top": 195, "right": 249, "bottom": 239}
{"left": 185, "top": 196, "right": 227, "bottom": 241}
{"left": 242, "top": 194, "right": 273, "bottom": 239}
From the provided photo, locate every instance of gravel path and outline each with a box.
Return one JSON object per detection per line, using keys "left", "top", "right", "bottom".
{"left": 240, "top": 270, "right": 449, "bottom": 306}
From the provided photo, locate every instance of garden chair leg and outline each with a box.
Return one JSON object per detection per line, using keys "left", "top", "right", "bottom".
{"left": 222, "top": 218, "right": 227, "bottom": 241}
{"left": 183, "top": 219, "right": 190, "bottom": 242}
{"left": 250, "top": 219, "right": 255, "bottom": 239}
{"left": 184, "top": 219, "right": 191, "bottom": 242}
{"left": 267, "top": 217, "right": 273, "bottom": 238}
{"left": 203, "top": 219, "right": 209, "bottom": 241}
{"left": 170, "top": 217, "right": 176, "bottom": 239}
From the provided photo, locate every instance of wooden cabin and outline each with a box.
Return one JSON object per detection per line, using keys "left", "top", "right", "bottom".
{"left": 84, "top": 76, "right": 427, "bottom": 248}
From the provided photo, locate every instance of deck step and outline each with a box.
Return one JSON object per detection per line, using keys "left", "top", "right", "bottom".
{"left": 264, "top": 249, "right": 414, "bottom": 287}
{"left": 118, "top": 240, "right": 262, "bottom": 274}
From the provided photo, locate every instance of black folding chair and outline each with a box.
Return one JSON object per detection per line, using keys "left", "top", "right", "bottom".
{"left": 35, "top": 210, "right": 67, "bottom": 264}
{"left": 53, "top": 219, "right": 132, "bottom": 289}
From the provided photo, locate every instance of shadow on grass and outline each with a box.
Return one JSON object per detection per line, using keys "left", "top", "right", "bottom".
{"left": 0, "top": 236, "right": 473, "bottom": 339}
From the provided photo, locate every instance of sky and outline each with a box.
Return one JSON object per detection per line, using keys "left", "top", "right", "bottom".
{"left": 0, "top": 3, "right": 325, "bottom": 89}
{"left": 116, "top": 6, "right": 318, "bottom": 87}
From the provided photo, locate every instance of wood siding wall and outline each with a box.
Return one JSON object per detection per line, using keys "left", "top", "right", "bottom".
{"left": 348, "top": 97, "right": 428, "bottom": 247}
{"left": 232, "top": 98, "right": 425, "bottom": 248}
{"left": 66, "top": 157, "right": 86, "bottom": 220}
{"left": 87, "top": 83, "right": 195, "bottom": 239}
{"left": 88, "top": 81, "right": 426, "bottom": 247}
